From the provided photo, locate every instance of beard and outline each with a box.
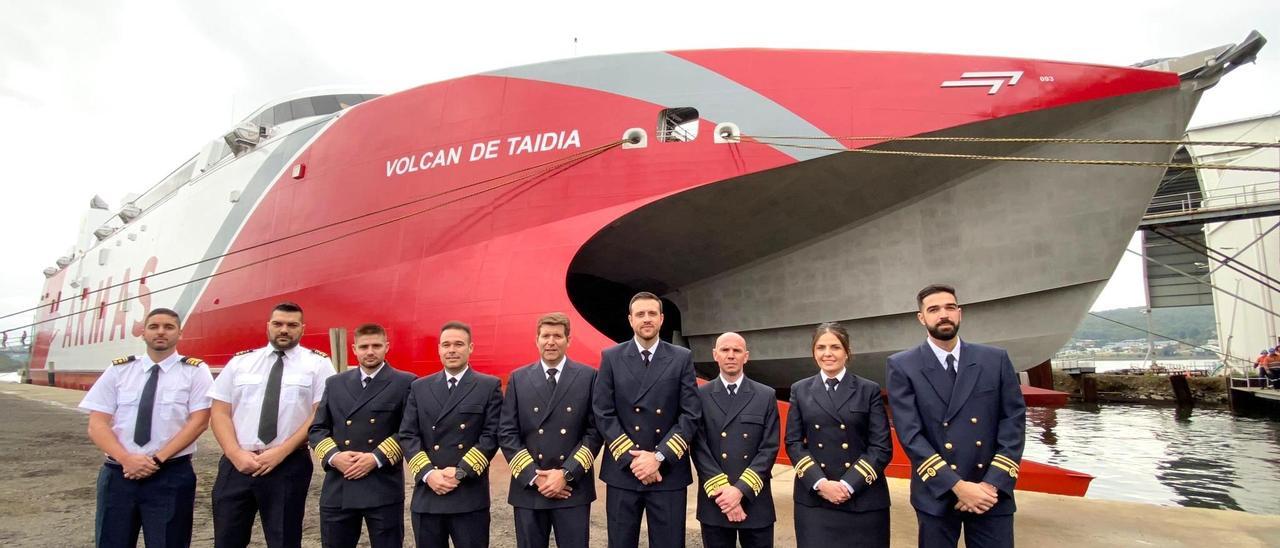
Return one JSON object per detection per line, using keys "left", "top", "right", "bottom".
{"left": 270, "top": 336, "right": 300, "bottom": 350}
{"left": 927, "top": 321, "right": 959, "bottom": 341}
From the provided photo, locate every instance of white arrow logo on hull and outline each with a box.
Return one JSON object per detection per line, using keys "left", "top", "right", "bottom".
{"left": 940, "top": 71, "right": 1024, "bottom": 94}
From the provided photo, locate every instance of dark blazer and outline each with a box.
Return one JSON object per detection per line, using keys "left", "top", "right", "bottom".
{"left": 693, "top": 377, "right": 779, "bottom": 528}
{"left": 309, "top": 363, "right": 416, "bottom": 510}
{"left": 785, "top": 372, "right": 892, "bottom": 513}
{"left": 885, "top": 340, "right": 1027, "bottom": 517}
{"left": 398, "top": 367, "right": 503, "bottom": 514}
{"left": 592, "top": 339, "right": 702, "bottom": 491}
{"left": 499, "top": 358, "right": 602, "bottom": 509}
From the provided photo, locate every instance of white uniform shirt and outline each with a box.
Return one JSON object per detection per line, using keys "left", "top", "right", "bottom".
{"left": 927, "top": 338, "right": 963, "bottom": 373}
{"left": 209, "top": 344, "right": 334, "bottom": 451}
{"left": 79, "top": 353, "right": 214, "bottom": 458}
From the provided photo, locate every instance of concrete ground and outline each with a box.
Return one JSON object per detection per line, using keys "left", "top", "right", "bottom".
{"left": 1, "top": 382, "right": 1277, "bottom": 547}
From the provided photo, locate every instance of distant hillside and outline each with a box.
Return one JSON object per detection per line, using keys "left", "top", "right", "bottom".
{"left": 1073, "top": 306, "right": 1216, "bottom": 346}
{"left": 0, "top": 349, "right": 28, "bottom": 373}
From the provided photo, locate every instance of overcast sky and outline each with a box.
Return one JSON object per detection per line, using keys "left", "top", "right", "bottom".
{"left": 0, "top": 0, "right": 1276, "bottom": 336}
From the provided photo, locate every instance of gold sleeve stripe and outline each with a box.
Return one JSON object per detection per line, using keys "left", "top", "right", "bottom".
{"left": 463, "top": 447, "right": 489, "bottom": 474}
{"left": 740, "top": 468, "right": 764, "bottom": 496}
{"left": 991, "top": 454, "right": 1020, "bottom": 478}
{"left": 855, "top": 459, "right": 877, "bottom": 485}
{"left": 665, "top": 437, "right": 686, "bottom": 460}
{"left": 610, "top": 435, "right": 636, "bottom": 460}
{"left": 510, "top": 449, "right": 534, "bottom": 478}
{"left": 918, "top": 455, "right": 948, "bottom": 481}
{"left": 573, "top": 446, "right": 594, "bottom": 471}
{"left": 703, "top": 473, "right": 730, "bottom": 497}
{"left": 794, "top": 456, "right": 816, "bottom": 478}
{"left": 992, "top": 454, "right": 1020, "bottom": 470}
{"left": 669, "top": 434, "right": 688, "bottom": 452}
{"left": 377, "top": 437, "right": 403, "bottom": 463}
{"left": 408, "top": 451, "right": 433, "bottom": 478}
{"left": 313, "top": 438, "right": 338, "bottom": 462}
{"left": 916, "top": 454, "right": 943, "bottom": 476}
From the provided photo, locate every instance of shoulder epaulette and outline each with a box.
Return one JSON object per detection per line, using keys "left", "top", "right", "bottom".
{"left": 310, "top": 348, "right": 330, "bottom": 358}
{"left": 111, "top": 355, "right": 137, "bottom": 366}
{"left": 234, "top": 348, "right": 257, "bottom": 356}
{"left": 180, "top": 356, "right": 204, "bottom": 366}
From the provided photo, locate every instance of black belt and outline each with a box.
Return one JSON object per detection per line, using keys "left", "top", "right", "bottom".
{"left": 104, "top": 454, "right": 192, "bottom": 469}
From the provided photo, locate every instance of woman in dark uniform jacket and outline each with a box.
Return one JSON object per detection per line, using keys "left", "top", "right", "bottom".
{"left": 786, "top": 322, "right": 892, "bottom": 548}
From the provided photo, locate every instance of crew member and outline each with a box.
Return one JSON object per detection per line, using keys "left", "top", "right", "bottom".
{"left": 499, "top": 312, "right": 602, "bottom": 548}
{"left": 80, "top": 307, "right": 213, "bottom": 548}
{"left": 593, "top": 292, "right": 702, "bottom": 548}
{"left": 693, "top": 332, "right": 780, "bottom": 548}
{"left": 209, "top": 302, "right": 335, "bottom": 548}
{"left": 399, "top": 321, "right": 503, "bottom": 548}
{"left": 310, "top": 323, "right": 415, "bottom": 548}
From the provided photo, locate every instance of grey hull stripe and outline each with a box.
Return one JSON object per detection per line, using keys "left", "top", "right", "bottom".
{"left": 172, "top": 123, "right": 325, "bottom": 318}
{"left": 486, "top": 52, "right": 841, "bottom": 162}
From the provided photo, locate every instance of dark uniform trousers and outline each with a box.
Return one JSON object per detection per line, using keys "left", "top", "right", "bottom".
{"left": 95, "top": 456, "right": 196, "bottom": 548}
{"left": 886, "top": 341, "right": 1026, "bottom": 548}
{"left": 692, "top": 378, "right": 780, "bottom": 548}
{"left": 592, "top": 340, "right": 702, "bottom": 548}
{"left": 212, "top": 448, "right": 313, "bottom": 548}
{"left": 499, "top": 359, "right": 602, "bottom": 548}
{"left": 786, "top": 373, "right": 893, "bottom": 548}
{"left": 309, "top": 364, "right": 416, "bottom": 548}
{"left": 398, "top": 369, "right": 503, "bottom": 548}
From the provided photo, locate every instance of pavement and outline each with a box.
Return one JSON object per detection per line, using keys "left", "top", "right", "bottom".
{"left": 2, "top": 381, "right": 1278, "bottom": 547}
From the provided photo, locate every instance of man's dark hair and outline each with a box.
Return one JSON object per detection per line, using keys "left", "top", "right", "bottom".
{"left": 145, "top": 307, "right": 181, "bottom": 326}
{"left": 441, "top": 320, "right": 472, "bottom": 341}
{"left": 628, "top": 292, "right": 663, "bottom": 314}
{"left": 272, "top": 301, "right": 304, "bottom": 321}
{"left": 536, "top": 312, "right": 571, "bottom": 338}
{"left": 916, "top": 284, "right": 957, "bottom": 309}
{"left": 353, "top": 323, "right": 387, "bottom": 339}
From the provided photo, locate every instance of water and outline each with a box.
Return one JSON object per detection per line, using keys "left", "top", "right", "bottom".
{"left": 1055, "top": 358, "right": 1222, "bottom": 374}
{"left": 1024, "top": 403, "right": 1280, "bottom": 514}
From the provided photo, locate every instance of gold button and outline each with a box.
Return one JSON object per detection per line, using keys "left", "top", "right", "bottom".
{"left": 945, "top": 442, "right": 954, "bottom": 450}
{"left": 370, "top": 418, "right": 376, "bottom": 424}
{"left": 845, "top": 462, "right": 851, "bottom": 468}
{"left": 743, "top": 455, "right": 748, "bottom": 460}
{"left": 566, "top": 406, "right": 572, "bottom": 413}
{"left": 818, "top": 443, "right": 824, "bottom": 448}
{"left": 431, "top": 426, "right": 436, "bottom": 430}
{"left": 634, "top": 407, "right": 641, "bottom": 413}
{"left": 433, "top": 445, "right": 440, "bottom": 450}
{"left": 457, "top": 444, "right": 464, "bottom": 449}
{"left": 538, "top": 429, "right": 544, "bottom": 434}
{"left": 345, "top": 420, "right": 352, "bottom": 426}
{"left": 743, "top": 433, "right": 749, "bottom": 439}
{"left": 841, "top": 443, "right": 849, "bottom": 449}
{"left": 950, "top": 464, "right": 957, "bottom": 470}
{"left": 814, "top": 425, "right": 820, "bottom": 430}
{"left": 976, "top": 441, "right": 983, "bottom": 447}
{"left": 721, "top": 432, "right": 727, "bottom": 438}
{"left": 344, "top": 440, "right": 351, "bottom": 446}
{"left": 561, "top": 428, "right": 568, "bottom": 435}
{"left": 656, "top": 409, "right": 663, "bottom": 415}
{"left": 534, "top": 407, "right": 540, "bottom": 413}
{"left": 978, "top": 463, "right": 985, "bottom": 469}
{"left": 820, "top": 463, "right": 826, "bottom": 468}
{"left": 971, "top": 417, "right": 978, "bottom": 424}
{"left": 634, "top": 426, "right": 640, "bottom": 432}
{"left": 460, "top": 423, "right": 466, "bottom": 429}
{"left": 943, "top": 422, "right": 949, "bottom": 428}
{"left": 655, "top": 428, "right": 662, "bottom": 434}
{"left": 721, "top": 453, "right": 728, "bottom": 459}
{"left": 839, "top": 424, "right": 846, "bottom": 430}
{"left": 538, "top": 453, "right": 544, "bottom": 459}
{"left": 560, "top": 455, "right": 565, "bottom": 460}
{"left": 367, "top": 439, "right": 374, "bottom": 444}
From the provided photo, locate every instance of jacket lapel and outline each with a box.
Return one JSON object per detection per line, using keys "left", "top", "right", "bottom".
{"left": 812, "top": 375, "right": 842, "bottom": 423}
{"left": 435, "top": 369, "right": 477, "bottom": 424}
{"left": 543, "top": 361, "right": 579, "bottom": 422}
{"left": 945, "top": 345, "right": 983, "bottom": 422}
{"left": 831, "top": 372, "right": 857, "bottom": 411}
{"left": 529, "top": 363, "right": 554, "bottom": 409}
{"left": 710, "top": 378, "right": 731, "bottom": 415}
{"left": 348, "top": 367, "right": 392, "bottom": 416}
{"left": 918, "top": 343, "right": 954, "bottom": 406}
{"left": 721, "top": 379, "right": 752, "bottom": 425}
{"left": 635, "top": 343, "right": 671, "bottom": 402}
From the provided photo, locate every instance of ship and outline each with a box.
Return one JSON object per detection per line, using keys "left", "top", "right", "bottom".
{"left": 20, "top": 33, "right": 1264, "bottom": 400}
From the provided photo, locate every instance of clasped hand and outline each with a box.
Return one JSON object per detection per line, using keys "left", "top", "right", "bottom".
{"left": 628, "top": 450, "right": 663, "bottom": 485}
{"left": 952, "top": 481, "right": 998, "bottom": 514}
{"left": 533, "top": 469, "right": 573, "bottom": 499}
{"left": 330, "top": 451, "right": 378, "bottom": 480}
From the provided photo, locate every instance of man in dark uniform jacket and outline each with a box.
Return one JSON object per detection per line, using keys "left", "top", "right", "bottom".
{"left": 499, "top": 312, "right": 602, "bottom": 548}
{"left": 693, "top": 332, "right": 780, "bottom": 548}
{"left": 310, "top": 323, "right": 415, "bottom": 548}
{"left": 887, "top": 284, "right": 1026, "bottom": 548}
{"left": 398, "top": 321, "right": 503, "bottom": 548}
{"left": 593, "top": 291, "right": 702, "bottom": 548}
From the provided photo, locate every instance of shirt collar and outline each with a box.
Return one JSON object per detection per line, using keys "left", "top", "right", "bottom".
{"left": 141, "top": 352, "right": 182, "bottom": 372}
{"left": 361, "top": 363, "right": 385, "bottom": 381}
{"left": 821, "top": 368, "right": 846, "bottom": 384}
{"left": 926, "top": 338, "right": 963, "bottom": 370}
{"left": 720, "top": 374, "right": 745, "bottom": 390}
{"left": 541, "top": 357, "right": 566, "bottom": 375}
{"left": 445, "top": 366, "right": 469, "bottom": 383}
{"left": 633, "top": 337, "right": 659, "bottom": 357}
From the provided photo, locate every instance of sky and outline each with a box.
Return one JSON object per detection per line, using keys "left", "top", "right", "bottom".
{"left": 0, "top": 0, "right": 1276, "bottom": 337}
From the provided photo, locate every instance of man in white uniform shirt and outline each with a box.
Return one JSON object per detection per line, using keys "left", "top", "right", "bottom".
{"left": 208, "top": 302, "right": 335, "bottom": 548}
{"left": 80, "top": 307, "right": 214, "bottom": 548}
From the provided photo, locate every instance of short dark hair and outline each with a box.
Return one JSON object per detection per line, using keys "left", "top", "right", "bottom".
{"left": 628, "top": 292, "right": 663, "bottom": 314}
{"left": 272, "top": 301, "right": 304, "bottom": 321}
{"left": 353, "top": 323, "right": 387, "bottom": 339}
{"left": 916, "top": 284, "right": 957, "bottom": 309}
{"left": 145, "top": 308, "right": 181, "bottom": 326}
{"left": 440, "top": 320, "right": 472, "bottom": 341}
{"left": 536, "top": 312, "right": 571, "bottom": 337}
{"left": 811, "top": 322, "right": 851, "bottom": 352}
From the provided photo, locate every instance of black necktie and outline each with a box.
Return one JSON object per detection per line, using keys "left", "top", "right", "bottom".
{"left": 258, "top": 350, "right": 285, "bottom": 444}
{"left": 134, "top": 364, "right": 160, "bottom": 446}
{"left": 448, "top": 377, "right": 457, "bottom": 390}
{"left": 641, "top": 349, "right": 651, "bottom": 367}
{"left": 547, "top": 368, "right": 558, "bottom": 390}
{"left": 826, "top": 377, "right": 839, "bottom": 392}
{"left": 946, "top": 354, "right": 958, "bottom": 381}
{"left": 727, "top": 384, "right": 737, "bottom": 397}
{"left": 362, "top": 376, "right": 371, "bottom": 389}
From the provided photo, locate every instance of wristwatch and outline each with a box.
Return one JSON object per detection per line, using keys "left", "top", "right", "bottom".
{"left": 562, "top": 468, "right": 575, "bottom": 483}
{"left": 454, "top": 467, "right": 467, "bottom": 480}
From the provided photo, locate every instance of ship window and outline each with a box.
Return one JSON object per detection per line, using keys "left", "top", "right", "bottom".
{"left": 290, "top": 98, "right": 316, "bottom": 118}
{"left": 311, "top": 95, "right": 340, "bottom": 116}
{"left": 336, "top": 94, "right": 363, "bottom": 109}
{"left": 272, "top": 102, "right": 294, "bottom": 125}
{"left": 657, "top": 107, "right": 699, "bottom": 142}
{"left": 257, "top": 107, "right": 275, "bottom": 127}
